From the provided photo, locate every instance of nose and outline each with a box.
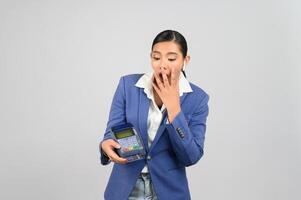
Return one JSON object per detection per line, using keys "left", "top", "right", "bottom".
{"left": 160, "top": 65, "right": 168, "bottom": 71}
{"left": 159, "top": 60, "right": 168, "bottom": 72}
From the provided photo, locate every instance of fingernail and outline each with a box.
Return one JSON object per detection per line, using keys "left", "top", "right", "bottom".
{"left": 116, "top": 144, "right": 121, "bottom": 148}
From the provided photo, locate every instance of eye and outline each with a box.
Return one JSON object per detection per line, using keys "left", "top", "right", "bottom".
{"left": 168, "top": 58, "right": 176, "bottom": 61}
{"left": 153, "top": 57, "right": 160, "bottom": 60}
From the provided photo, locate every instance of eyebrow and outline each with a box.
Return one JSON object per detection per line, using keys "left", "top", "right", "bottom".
{"left": 152, "top": 51, "right": 178, "bottom": 56}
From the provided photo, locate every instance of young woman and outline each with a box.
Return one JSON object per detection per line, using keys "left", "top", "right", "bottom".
{"left": 99, "top": 30, "right": 210, "bottom": 200}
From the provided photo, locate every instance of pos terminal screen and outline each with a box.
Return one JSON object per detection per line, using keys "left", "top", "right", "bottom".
{"left": 115, "top": 128, "right": 135, "bottom": 139}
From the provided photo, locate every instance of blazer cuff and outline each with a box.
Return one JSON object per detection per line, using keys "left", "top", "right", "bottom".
{"left": 99, "top": 133, "right": 114, "bottom": 165}
{"left": 100, "top": 140, "right": 112, "bottom": 165}
{"left": 168, "top": 110, "right": 191, "bottom": 142}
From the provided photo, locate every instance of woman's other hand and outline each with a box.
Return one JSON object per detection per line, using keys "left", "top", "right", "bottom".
{"left": 101, "top": 139, "right": 128, "bottom": 164}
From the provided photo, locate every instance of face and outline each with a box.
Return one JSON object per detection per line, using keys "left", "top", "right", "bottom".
{"left": 150, "top": 41, "right": 189, "bottom": 82}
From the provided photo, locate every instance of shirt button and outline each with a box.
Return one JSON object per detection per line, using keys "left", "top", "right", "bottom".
{"left": 147, "top": 155, "right": 151, "bottom": 161}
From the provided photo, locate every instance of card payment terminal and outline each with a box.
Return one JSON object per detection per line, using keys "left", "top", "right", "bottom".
{"left": 110, "top": 123, "right": 146, "bottom": 162}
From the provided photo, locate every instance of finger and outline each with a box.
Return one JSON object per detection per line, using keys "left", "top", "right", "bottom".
{"left": 110, "top": 157, "right": 128, "bottom": 164}
{"left": 162, "top": 72, "right": 170, "bottom": 88}
{"left": 154, "top": 72, "right": 164, "bottom": 89}
{"left": 105, "top": 148, "right": 118, "bottom": 158}
{"left": 152, "top": 75, "right": 158, "bottom": 90}
{"left": 114, "top": 156, "right": 128, "bottom": 164}
{"left": 106, "top": 148, "right": 128, "bottom": 164}
{"left": 175, "top": 69, "right": 180, "bottom": 87}
{"left": 111, "top": 140, "right": 121, "bottom": 149}
{"left": 152, "top": 80, "right": 161, "bottom": 96}
{"left": 112, "top": 153, "right": 128, "bottom": 164}
{"left": 171, "top": 67, "right": 177, "bottom": 87}
{"left": 100, "top": 139, "right": 114, "bottom": 149}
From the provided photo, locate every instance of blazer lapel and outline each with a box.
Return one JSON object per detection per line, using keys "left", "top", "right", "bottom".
{"left": 138, "top": 88, "right": 150, "bottom": 153}
{"left": 148, "top": 93, "right": 189, "bottom": 153}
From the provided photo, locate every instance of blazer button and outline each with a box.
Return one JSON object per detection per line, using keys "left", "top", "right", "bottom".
{"left": 147, "top": 155, "right": 151, "bottom": 161}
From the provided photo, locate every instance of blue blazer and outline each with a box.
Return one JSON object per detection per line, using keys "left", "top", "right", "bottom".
{"left": 99, "top": 73, "right": 209, "bottom": 200}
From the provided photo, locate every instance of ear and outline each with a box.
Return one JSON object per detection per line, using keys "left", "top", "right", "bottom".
{"left": 184, "top": 54, "right": 191, "bottom": 65}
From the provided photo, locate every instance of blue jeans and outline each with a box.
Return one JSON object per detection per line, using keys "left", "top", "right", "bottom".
{"left": 128, "top": 173, "right": 158, "bottom": 200}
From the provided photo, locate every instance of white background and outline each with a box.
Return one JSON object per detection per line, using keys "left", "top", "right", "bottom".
{"left": 0, "top": 0, "right": 300, "bottom": 199}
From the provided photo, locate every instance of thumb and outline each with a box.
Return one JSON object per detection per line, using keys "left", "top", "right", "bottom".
{"left": 112, "top": 142, "right": 121, "bottom": 149}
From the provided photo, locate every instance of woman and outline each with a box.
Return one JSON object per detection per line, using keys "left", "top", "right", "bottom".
{"left": 99, "top": 30, "right": 210, "bottom": 200}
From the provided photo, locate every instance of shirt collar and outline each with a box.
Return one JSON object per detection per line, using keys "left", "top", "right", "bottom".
{"left": 135, "top": 71, "right": 193, "bottom": 100}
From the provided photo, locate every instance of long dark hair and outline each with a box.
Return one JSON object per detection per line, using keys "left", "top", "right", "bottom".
{"left": 151, "top": 30, "right": 188, "bottom": 77}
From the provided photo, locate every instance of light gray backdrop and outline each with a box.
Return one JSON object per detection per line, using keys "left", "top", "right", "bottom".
{"left": 0, "top": 0, "right": 300, "bottom": 199}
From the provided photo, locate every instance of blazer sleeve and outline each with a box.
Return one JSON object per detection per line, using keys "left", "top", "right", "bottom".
{"left": 165, "top": 93, "right": 210, "bottom": 167}
{"left": 99, "top": 76, "right": 127, "bottom": 165}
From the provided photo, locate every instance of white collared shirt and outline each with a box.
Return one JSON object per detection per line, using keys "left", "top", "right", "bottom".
{"left": 135, "top": 71, "right": 193, "bottom": 173}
